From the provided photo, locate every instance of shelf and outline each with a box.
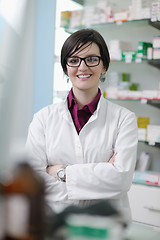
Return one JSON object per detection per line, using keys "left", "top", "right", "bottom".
{"left": 149, "top": 20, "right": 160, "bottom": 30}
{"left": 139, "top": 140, "right": 160, "bottom": 148}
{"left": 110, "top": 59, "right": 160, "bottom": 69}
{"left": 108, "top": 98, "right": 160, "bottom": 109}
{"left": 148, "top": 59, "right": 160, "bottom": 69}
{"left": 146, "top": 99, "right": 160, "bottom": 108}
{"left": 64, "top": 19, "right": 151, "bottom": 34}
{"left": 72, "top": 0, "right": 84, "bottom": 5}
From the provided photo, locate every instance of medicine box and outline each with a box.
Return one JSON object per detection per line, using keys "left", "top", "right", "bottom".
{"left": 137, "top": 42, "right": 153, "bottom": 60}
{"left": 137, "top": 117, "right": 150, "bottom": 128}
{"left": 60, "top": 11, "right": 71, "bottom": 28}
{"left": 147, "top": 125, "right": 160, "bottom": 143}
{"left": 122, "top": 50, "right": 137, "bottom": 62}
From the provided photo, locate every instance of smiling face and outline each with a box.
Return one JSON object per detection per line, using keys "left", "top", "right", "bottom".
{"left": 66, "top": 42, "right": 105, "bottom": 95}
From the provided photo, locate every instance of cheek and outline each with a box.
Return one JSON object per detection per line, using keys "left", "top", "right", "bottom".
{"left": 67, "top": 68, "right": 77, "bottom": 78}
{"left": 95, "top": 66, "right": 104, "bottom": 76}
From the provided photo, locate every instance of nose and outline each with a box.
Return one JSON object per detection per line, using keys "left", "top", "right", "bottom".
{"left": 78, "top": 59, "right": 89, "bottom": 70}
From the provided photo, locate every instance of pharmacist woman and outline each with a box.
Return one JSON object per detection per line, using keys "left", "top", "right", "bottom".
{"left": 26, "top": 29, "right": 138, "bottom": 221}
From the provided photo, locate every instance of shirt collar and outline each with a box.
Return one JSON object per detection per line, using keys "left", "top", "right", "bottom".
{"left": 67, "top": 88, "right": 76, "bottom": 109}
{"left": 67, "top": 88, "right": 101, "bottom": 114}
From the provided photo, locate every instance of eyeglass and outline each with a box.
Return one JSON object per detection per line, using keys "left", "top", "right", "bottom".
{"left": 66, "top": 56, "right": 102, "bottom": 67}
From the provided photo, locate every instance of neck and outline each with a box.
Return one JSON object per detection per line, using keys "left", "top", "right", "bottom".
{"left": 72, "top": 88, "right": 99, "bottom": 109}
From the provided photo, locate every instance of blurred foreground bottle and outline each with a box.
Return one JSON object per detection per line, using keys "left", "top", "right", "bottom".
{"left": 2, "top": 162, "right": 45, "bottom": 240}
{"left": 66, "top": 214, "right": 125, "bottom": 240}
{"left": 0, "top": 181, "right": 5, "bottom": 240}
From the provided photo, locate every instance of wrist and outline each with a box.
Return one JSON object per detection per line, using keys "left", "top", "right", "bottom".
{"left": 57, "top": 166, "right": 66, "bottom": 182}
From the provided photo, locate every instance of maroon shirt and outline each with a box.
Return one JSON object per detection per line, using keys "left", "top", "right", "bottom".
{"left": 67, "top": 88, "right": 101, "bottom": 134}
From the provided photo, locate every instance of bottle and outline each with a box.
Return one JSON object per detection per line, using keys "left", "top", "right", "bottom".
{"left": 2, "top": 162, "right": 45, "bottom": 240}
{"left": 0, "top": 181, "right": 5, "bottom": 240}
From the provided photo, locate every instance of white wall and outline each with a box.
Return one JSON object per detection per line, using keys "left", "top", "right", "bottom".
{"left": 0, "top": 0, "right": 56, "bottom": 176}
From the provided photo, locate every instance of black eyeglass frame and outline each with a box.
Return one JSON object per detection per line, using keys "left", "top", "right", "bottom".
{"left": 66, "top": 56, "right": 102, "bottom": 67}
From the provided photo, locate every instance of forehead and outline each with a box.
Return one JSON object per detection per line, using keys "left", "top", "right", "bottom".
{"left": 72, "top": 42, "right": 100, "bottom": 57}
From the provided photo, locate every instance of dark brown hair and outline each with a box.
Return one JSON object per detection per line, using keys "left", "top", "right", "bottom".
{"left": 61, "top": 29, "right": 110, "bottom": 75}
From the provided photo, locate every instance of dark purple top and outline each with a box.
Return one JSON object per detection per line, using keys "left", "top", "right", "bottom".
{"left": 67, "top": 88, "right": 101, "bottom": 134}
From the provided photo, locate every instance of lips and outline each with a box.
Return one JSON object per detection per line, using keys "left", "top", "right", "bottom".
{"left": 77, "top": 74, "right": 91, "bottom": 78}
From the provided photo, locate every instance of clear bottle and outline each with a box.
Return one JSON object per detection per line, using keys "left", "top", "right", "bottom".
{"left": 2, "top": 162, "right": 45, "bottom": 240}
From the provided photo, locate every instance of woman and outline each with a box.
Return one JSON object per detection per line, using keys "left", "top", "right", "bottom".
{"left": 26, "top": 29, "right": 138, "bottom": 220}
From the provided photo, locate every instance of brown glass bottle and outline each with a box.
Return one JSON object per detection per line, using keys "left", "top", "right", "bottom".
{"left": 0, "top": 181, "right": 5, "bottom": 240}
{"left": 2, "top": 162, "right": 45, "bottom": 240}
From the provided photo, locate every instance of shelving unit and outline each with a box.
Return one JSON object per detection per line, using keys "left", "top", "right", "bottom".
{"left": 139, "top": 140, "right": 160, "bottom": 148}
{"left": 149, "top": 20, "right": 160, "bottom": 30}
{"left": 73, "top": 0, "right": 84, "bottom": 4}
{"left": 147, "top": 99, "right": 160, "bottom": 108}
{"left": 62, "top": 1, "right": 160, "bottom": 155}
{"left": 61, "top": 0, "right": 160, "bottom": 228}
{"left": 109, "top": 98, "right": 160, "bottom": 109}
{"left": 148, "top": 59, "right": 160, "bottom": 68}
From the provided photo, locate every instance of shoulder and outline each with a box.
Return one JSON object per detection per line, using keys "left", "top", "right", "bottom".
{"left": 101, "top": 97, "right": 136, "bottom": 120}
{"left": 32, "top": 101, "right": 67, "bottom": 123}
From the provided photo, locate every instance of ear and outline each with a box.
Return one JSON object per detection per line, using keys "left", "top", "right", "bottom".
{"left": 101, "top": 67, "right": 106, "bottom": 75}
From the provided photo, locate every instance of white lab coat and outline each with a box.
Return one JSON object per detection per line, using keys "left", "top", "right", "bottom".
{"left": 26, "top": 95, "right": 138, "bottom": 219}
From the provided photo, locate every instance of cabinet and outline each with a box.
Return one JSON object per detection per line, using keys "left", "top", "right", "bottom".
{"left": 128, "top": 184, "right": 160, "bottom": 227}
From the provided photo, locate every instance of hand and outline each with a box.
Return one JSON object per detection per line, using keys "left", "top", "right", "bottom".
{"left": 46, "top": 164, "right": 63, "bottom": 178}
{"left": 108, "top": 152, "right": 117, "bottom": 165}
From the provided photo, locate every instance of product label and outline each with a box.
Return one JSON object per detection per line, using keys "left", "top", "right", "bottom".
{"left": 5, "top": 195, "right": 29, "bottom": 237}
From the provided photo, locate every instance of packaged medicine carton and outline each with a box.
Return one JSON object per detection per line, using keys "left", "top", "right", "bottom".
{"left": 137, "top": 117, "right": 150, "bottom": 128}
{"left": 60, "top": 11, "right": 71, "bottom": 28}
{"left": 147, "top": 125, "right": 160, "bottom": 144}
{"left": 137, "top": 42, "right": 152, "bottom": 60}
{"left": 153, "top": 35, "right": 160, "bottom": 48}
{"left": 122, "top": 50, "right": 137, "bottom": 62}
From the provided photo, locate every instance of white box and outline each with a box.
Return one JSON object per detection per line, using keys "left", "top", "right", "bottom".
{"left": 153, "top": 36, "right": 160, "bottom": 48}
{"left": 153, "top": 49, "right": 160, "bottom": 59}
{"left": 147, "top": 125, "right": 160, "bottom": 143}
{"left": 138, "top": 128, "right": 147, "bottom": 141}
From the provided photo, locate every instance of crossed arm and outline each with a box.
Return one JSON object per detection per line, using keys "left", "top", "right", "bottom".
{"left": 46, "top": 152, "right": 117, "bottom": 179}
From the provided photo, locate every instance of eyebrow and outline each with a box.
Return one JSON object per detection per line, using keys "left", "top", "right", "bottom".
{"left": 70, "top": 54, "right": 100, "bottom": 58}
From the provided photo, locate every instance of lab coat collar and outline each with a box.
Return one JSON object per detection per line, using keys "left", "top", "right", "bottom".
{"left": 61, "top": 94, "right": 107, "bottom": 124}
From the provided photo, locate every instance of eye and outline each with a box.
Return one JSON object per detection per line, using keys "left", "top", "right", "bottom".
{"left": 68, "top": 57, "right": 79, "bottom": 64}
{"left": 86, "top": 56, "right": 98, "bottom": 63}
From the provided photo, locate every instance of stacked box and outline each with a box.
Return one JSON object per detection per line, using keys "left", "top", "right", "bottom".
{"left": 109, "top": 40, "right": 130, "bottom": 61}
{"left": 137, "top": 41, "right": 153, "bottom": 60}
{"left": 122, "top": 50, "right": 137, "bottom": 62}
{"left": 151, "top": 0, "right": 160, "bottom": 22}
{"left": 137, "top": 117, "right": 150, "bottom": 141}
{"left": 60, "top": 11, "right": 71, "bottom": 28}
{"left": 153, "top": 35, "right": 160, "bottom": 59}
{"left": 131, "top": 0, "right": 152, "bottom": 20}
{"left": 69, "top": 10, "right": 83, "bottom": 29}
{"left": 114, "top": 11, "right": 128, "bottom": 22}
{"left": 147, "top": 125, "right": 160, "bottom": 143}
{"left": 138, "top": 128, "right": 147, "bottom": 141}
{"left": 137, "top": 117, "right": 150, "bottom": 128}
{"left": 141, "top": 90, "right": 159, "bottom": 99}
